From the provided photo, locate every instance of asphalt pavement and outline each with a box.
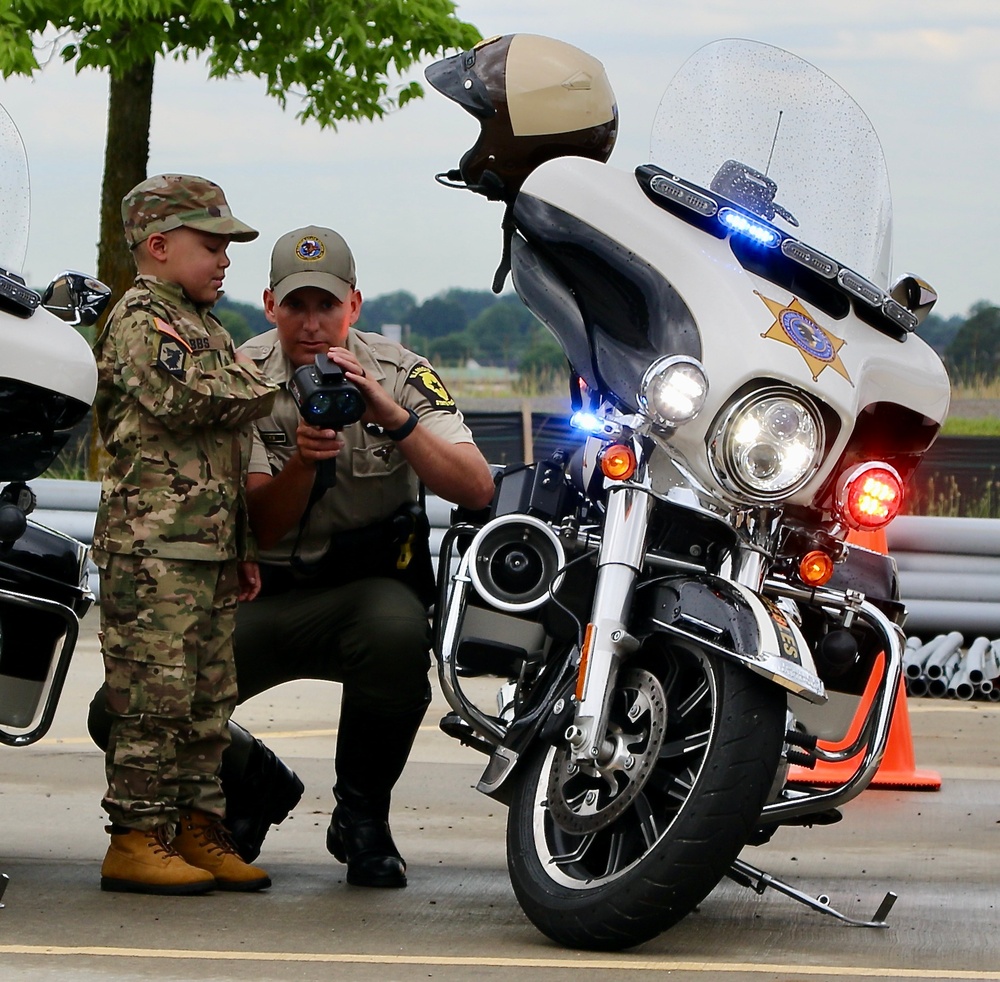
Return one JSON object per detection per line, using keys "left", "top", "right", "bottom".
{"left": 1, "top": 609, "right": 998, "bottom": 982}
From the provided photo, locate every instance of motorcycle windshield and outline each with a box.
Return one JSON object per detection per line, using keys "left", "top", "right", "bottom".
{"left": 0, "top": 101, "right": 30, "bottom": 275}
{"left": 650, "top": 39, "right": 892, "bottom": 287}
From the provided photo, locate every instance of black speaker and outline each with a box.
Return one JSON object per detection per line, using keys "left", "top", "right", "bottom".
{"left": 468, "top": 515, "right": 566, "bottom": 612}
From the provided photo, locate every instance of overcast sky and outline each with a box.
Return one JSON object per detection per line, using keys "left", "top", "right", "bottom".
{"left": 1, "top": 0, "right": 997, "bottom": 319}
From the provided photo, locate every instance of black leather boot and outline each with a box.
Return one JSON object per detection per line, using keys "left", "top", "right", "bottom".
{"left": 223, "top": 721, "right": 305, "bottom": 863}
{"left": 326, "top": 788, "right": 407, "bottom": 888}
{"left": 325, "top": 700, "right": 428, "bottom": 888}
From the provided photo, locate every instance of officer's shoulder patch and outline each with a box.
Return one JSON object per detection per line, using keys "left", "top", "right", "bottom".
{"left": 405, "top": 364, "right": 456, "bottom": 412}
{"left": 157, "top": 336, "right": 188, "bottom": 379}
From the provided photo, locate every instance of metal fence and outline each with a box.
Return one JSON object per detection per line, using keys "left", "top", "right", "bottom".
{"left": 27, "top": 478, "right": 1000, "bottom": 638}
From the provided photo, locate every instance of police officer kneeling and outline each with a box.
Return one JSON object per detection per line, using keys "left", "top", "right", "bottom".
{"left": 92, "top": 225, "right": 494, "bottom": 888}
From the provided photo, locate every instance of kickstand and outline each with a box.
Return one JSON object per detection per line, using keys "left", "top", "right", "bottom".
{"left": 728, "top": 858, "right": 896, "bottom": 928}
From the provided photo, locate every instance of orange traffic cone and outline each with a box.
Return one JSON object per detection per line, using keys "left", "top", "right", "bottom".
{"left": 787, "top": 526, "right": 941, "bottom": 791}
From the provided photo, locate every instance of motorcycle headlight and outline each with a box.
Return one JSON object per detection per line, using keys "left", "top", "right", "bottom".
{"left": 638, "top": 356, "right": 708, "bottom": 427}
{"left": 710, "top": 389, "right": 824, "bottom": 499}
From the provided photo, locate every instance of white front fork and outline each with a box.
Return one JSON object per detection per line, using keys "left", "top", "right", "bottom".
{"left": 567, "top": 478, "right": 655, "bottom": 765}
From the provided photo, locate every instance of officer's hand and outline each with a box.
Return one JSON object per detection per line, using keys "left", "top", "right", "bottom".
{"left": 294, "top": 419, "right": 344, "bottom": 470}
{"left": 326, "top": 346, "right": 409, "bottom": 431}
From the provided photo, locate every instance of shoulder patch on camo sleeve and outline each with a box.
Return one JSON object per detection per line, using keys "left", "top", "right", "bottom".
{"left": 405, "top": 364, "right": 456, "bottom": 412}
{"left": 157, "top": 337, "right": 188, "bottom": 378}
{"left": 152, "top": 316, "right": 193, "bottom": 353}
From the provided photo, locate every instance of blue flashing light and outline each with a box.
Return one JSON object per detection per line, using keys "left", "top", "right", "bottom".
{"left": 570, "top": 411, "right": 604, "bottom": 434}
{"left": 719, "top": 208, "right": 780, "bottom": 247}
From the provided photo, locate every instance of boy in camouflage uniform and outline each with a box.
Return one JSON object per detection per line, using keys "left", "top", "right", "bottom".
{"left": 92, "top": 174, "right": 278, "bottom": 895}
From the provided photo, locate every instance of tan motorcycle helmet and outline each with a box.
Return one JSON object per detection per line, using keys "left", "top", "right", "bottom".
{"left": 425, "top": 34, "right": 618, "bottom": 202}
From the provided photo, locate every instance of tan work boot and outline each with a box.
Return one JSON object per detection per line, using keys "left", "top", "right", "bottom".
{"left": 174, "top": 810, "right": 271, "bottom": 891}
{"left": 100, "top": 824, "right": 216, "bottom": 895}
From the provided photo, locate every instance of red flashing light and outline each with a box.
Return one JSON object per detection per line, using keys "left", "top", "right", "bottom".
{"left": 837, "top": 463, "right": 903, "bottom": 531}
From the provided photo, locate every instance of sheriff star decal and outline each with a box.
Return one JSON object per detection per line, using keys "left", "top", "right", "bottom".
{"left": 757, "top": 293, "right": 852, "bottom": 385}
{"left": 406, "top": 365, "right": 457, "bottom": 411}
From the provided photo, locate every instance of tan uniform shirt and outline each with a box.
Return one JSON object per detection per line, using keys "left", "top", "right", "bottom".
{"left": 239, "top": 328, "right": 473, "bottom": 566}
{"left": 92, "top": 275, "right": 277, "bottom": 563}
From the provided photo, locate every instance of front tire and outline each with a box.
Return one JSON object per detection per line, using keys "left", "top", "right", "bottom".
{"left": 506, "top": 646, "right": 785, "bottom": 950}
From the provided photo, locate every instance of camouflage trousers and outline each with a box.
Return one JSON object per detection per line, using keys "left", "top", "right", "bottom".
{"left": 98, "top": 553, "right": 239, "bottom": 830}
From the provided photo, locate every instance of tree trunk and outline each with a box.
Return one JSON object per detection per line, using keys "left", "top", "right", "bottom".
{"left": 87, "top": 58, "right": 154, "bottom": 480}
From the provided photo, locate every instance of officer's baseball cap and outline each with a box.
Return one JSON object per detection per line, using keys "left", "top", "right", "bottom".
{"left": 269, "top": 226, "right": 357, "bottom": 304}
{"left": 121, "top": 174, "right": 258, "bottom": 247}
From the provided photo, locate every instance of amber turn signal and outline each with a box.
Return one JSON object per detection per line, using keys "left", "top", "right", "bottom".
{"left": 798, "top": 550, "right": 835, "bottom": 587}
{"left": 599, "top": 443, "right": 637, "bottom": 481}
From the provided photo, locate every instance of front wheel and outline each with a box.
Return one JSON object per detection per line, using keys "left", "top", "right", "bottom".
{"left": 506, "top": 646, "right": 785, "bottom": 950}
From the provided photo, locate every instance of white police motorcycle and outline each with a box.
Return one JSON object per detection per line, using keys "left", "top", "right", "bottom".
{"left": 0, "top": 100, "right": 107, "bottom": 763}
{"left": 426, "top": 37, "right": 949, "bottom": 949}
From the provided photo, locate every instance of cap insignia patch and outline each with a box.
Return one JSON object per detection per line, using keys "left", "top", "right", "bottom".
{"left": 296, "top": 236, "right": 326, "bottom": 262}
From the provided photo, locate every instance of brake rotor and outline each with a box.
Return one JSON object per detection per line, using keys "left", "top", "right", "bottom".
{"left": 546, "top": 666, "right": 668, "bottom": 834}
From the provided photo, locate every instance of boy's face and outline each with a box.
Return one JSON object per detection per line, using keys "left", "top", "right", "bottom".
{"left": 263, "top": 285, "right": 362, "bottom": 368}
{"left": 141, "top": 227, "right": 232, "bottom": 304}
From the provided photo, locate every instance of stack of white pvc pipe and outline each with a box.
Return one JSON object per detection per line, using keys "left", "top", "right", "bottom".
{"left": 888, "top": 517, "right": 1000, "bottom": 637}
{"left": 903, "top": 634, "right": 1000, "bottom": 701}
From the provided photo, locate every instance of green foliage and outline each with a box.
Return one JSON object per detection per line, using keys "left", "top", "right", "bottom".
{"left": 426, "top": 331, "right": 474, "bottom": 364}
{"left": 0, "top": 1, "right": 480, "bottom": 124}
{"left": 945, "top": 302, "right": 1000, "bottom": 382}
{"left": 466, "top": 299, "right": 536, "bottom": 364}
{"left": 518, "top": 331, "right": 567, "bottom": 376}
{"left": 441, "top": 288, "right": 504, "bottom": 323}
{"left": 941, "top": 416, "right": 1000, "bottom": 436}
{"left": 216, "top": 295, "right": 270, "bottom": 340}
{"left": 407, "top": 295, "right": 468, "bottom": 340}
{"left": 354, "top": 289, "right": 417, "bottom": 334}
{"left": 917, "top": 311, "right": 964, "bottom": 355}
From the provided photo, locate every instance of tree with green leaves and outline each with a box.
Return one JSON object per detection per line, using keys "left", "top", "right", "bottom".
{"left": 408, "top": 294, "right": 468, "bottom": 340}
{"left": 945, "top": 301, "right": 1000, "bottom": 383}
{"left": 0, "top": 1, "right": 479, "bottom": 306}
{"left": 467, "top": 299, "right": 536, "bottom": 365}
{"left": 2, "top": 1, "right": 478, "bottom": 479}
{"left": 355, "top": 289, "right": 418, "bottom": 334}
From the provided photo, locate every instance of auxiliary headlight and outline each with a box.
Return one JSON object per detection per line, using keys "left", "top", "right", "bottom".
{"left": 710, "top": 390, "right": 823, "bottom": 499}
{"left": 638, "top": 355, "right": 708, "bottom": 428}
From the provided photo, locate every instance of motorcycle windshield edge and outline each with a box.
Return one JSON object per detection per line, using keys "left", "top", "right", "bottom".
{"left": 0, "top": 101, "right": 30, "bottom": 275}
{"left": 650, "top": 39, "right": 893, "bottom": 288}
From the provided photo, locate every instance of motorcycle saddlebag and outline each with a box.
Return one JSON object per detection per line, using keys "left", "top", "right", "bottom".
{"left": 0, "top": 519, "right": 91, "bottom": 739}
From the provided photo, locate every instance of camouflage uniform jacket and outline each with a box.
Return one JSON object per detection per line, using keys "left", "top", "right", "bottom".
{"left": 91, "top": 275, "right": 277, "bottom": 563}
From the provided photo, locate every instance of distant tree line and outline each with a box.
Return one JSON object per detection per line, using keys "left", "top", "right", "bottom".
{"left": 928, "top": 301, "right": 1000, "bottom": 384}
{"left": 217, "top": 287, "right": 567, "bottom": 375}
{"left": 217, "top": 291, "right": 1000, "bottom": 384}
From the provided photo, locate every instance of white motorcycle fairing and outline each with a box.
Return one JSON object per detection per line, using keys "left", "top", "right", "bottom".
{"left": 510, "top": 156, "right": 949, "bottom": 512}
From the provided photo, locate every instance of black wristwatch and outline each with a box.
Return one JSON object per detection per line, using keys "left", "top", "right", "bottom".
{"left": 384, "top": 408, "right": 419, "bottom": 441}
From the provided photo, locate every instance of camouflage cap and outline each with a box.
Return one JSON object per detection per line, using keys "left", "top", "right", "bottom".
{"left": 121, "top": 173, "right": 258, "bottom": 247}
{"left": 269, "top": 226, "right": 357, "bottom": 303}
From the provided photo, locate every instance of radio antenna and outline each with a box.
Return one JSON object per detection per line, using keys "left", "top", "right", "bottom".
{"left": 765, "top": 111, "right": 784, "bottom": 176}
